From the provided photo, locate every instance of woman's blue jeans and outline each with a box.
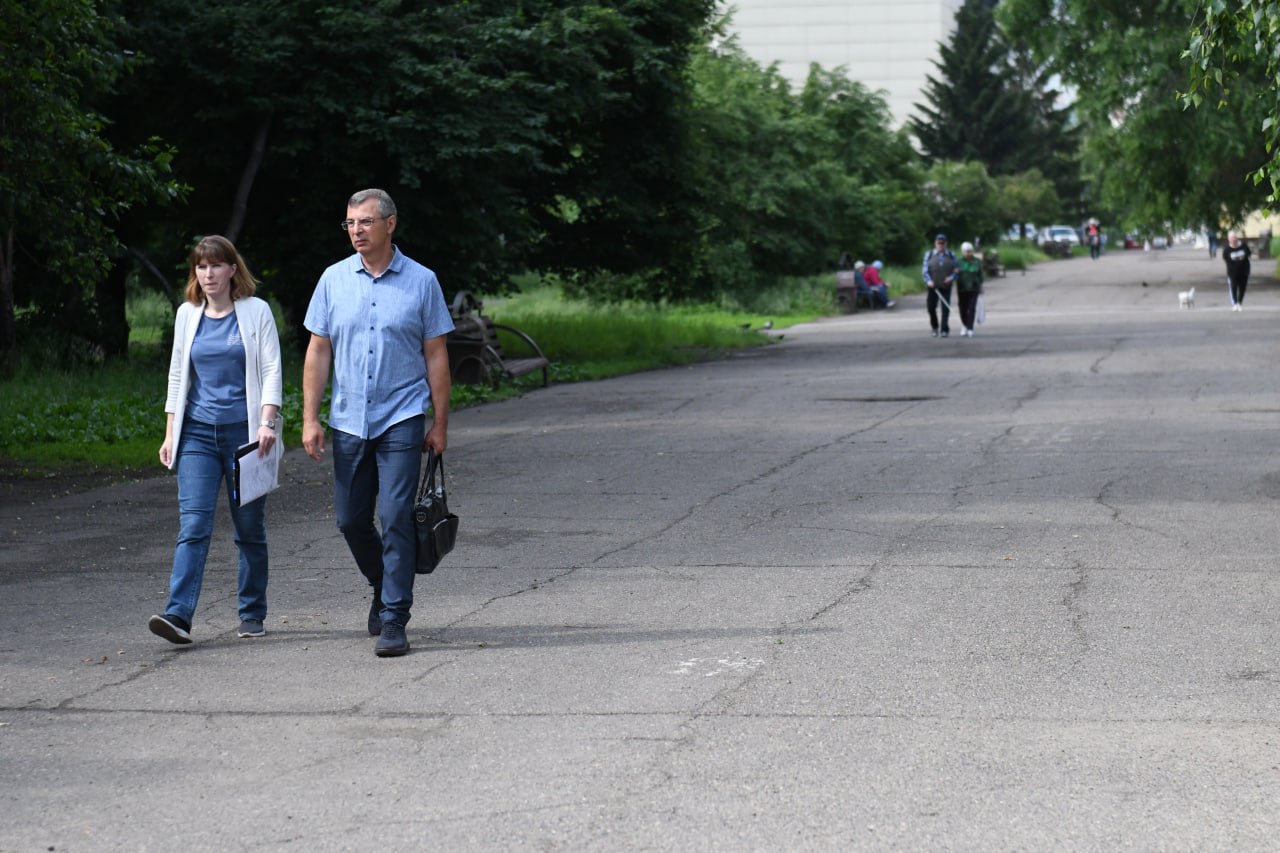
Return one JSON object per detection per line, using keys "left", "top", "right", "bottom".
{"left": 331, "top": 416, "right": 424, "bottom": 627}
{"left": 166, "top": 419, "right": 269, "bottom": 624}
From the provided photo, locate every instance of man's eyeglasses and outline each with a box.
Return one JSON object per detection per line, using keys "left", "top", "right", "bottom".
{"left": 339, "top": 216, "right": 387, "bottom": 231}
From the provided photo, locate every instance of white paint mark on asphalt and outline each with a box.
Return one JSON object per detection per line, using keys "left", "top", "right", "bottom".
{"left": 669, "top": 656, "right": 766, "bottom": 677}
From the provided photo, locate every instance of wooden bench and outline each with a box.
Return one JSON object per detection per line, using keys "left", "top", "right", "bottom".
{"left": 447, "top": 290, "right": 550, "bottom": 388}
{"left": 835, "top": 270, "right": 875, "bottom": 313}
{"left": 980, "top": 249, "right": 1006, "bottom": 278}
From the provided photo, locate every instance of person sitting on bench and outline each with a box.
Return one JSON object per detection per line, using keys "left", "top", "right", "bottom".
{"left": 859, "top": 260, "right": 895, "bottom": 309}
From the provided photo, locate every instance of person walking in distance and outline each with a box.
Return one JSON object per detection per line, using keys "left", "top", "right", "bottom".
{"left": 1224, "top": 231, "right": 1252, "bottom": 311}
{"left": 955, "top": 242, "right": 983, "bottom": 337}
{"left": 150, "top": 236, "right": 283, "bottom": 645}
{"left": 922, "top": 233, "right": 958, "bottom": 337}
{"left": 302, "top": 189, "right": 455, "bottom": 657}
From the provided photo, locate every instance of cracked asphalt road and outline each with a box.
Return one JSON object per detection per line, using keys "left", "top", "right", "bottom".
{"left": 3, "top": 245, "right": 1279, "bottom": 850}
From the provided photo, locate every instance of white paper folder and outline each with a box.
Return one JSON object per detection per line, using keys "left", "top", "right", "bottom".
{"left": 233, "top": 437, "right": 283, "bottom": 507}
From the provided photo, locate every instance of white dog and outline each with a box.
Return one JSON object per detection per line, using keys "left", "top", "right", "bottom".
{"left": 1178, "top": 286, "right": 1195, "bottom": 309}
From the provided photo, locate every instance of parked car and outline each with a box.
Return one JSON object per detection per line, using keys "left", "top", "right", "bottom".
{"left": 1041, "top": 225, "right": 1080, "bottom": 246}
{"left": 1005, "top": 223, "right": 1037, "bottom": 241}
{"left": 1120, "top": 232, "right": 1170, "bottom": 250}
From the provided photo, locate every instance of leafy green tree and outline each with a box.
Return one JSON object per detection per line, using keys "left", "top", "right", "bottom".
{"left": 1005, "top": 44, "right": 1084, "bottom": 216}
{"left": 1185, "top": 0, "right": 1280, "bottom": 204}
{"left": 658, "top": 21, "right": 927, "bottom": 303}
{"left": 108, "top": 0, "right": 714, "bottom": 336}
{"left": 921, "top": 160, "right": 1003, "bottom": 248}
{"left": 996, "top": 169, "right": 1061, "bottom": 241}
{"left": 1001, "top": 0, "right": 1271, "bottom": 231}
{"left": 0, "top": 0, "right": 181, "bottom": 367}
{"left": 801, "top": 68, "right": 931, "bottom": 265}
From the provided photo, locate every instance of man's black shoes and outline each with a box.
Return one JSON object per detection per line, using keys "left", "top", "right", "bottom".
{"left": 375, "top": 622, "right": 409, "bottom": 657}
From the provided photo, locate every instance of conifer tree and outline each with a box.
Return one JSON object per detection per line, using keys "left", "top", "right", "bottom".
{"left": 912, "top": 0, "right": 1081, "bottom": 211}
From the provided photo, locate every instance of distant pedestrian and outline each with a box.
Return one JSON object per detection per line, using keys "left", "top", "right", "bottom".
{"left": 1224, "top": 231, "right": 1251, "bottom": 311}
{"left": 955, "top": 242, "right": 983, "bottom": 337}
{"left": 1087, "top": 219, "right": 1102, "bottom": 260}
{"left": 302, "top": 188, "right": 455, "bottom": 657}
{"left": 922, "top": 233, "right": 958, "bottom": 337}
{"left": 150, "top": 236, "right": 283, "bottom": 645}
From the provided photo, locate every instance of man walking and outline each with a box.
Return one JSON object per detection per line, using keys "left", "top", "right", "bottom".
{"left": 922, "top": 233, "right": 958, "bottom": 337}
{"left": 302, "top": 188, "right": 454, "bottom": 657}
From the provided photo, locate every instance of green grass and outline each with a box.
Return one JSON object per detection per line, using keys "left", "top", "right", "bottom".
{"left": 991, "top": 241, "right": 1052, "bottom": 270}
{"left": 0, "top": 355, "right": 173, "bottom": 476}
{"left": 485, "top": 288, "right": 791, "bottom": 380}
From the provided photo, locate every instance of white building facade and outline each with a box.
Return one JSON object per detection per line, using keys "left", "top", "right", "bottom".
{"left": 720, "top": 0, "right": 964, "bottom": 127}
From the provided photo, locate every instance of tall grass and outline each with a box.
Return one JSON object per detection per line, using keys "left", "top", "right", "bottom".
{"left": 484, "top": 285, "right": 803, "bottom": 380}
{"left": 991, "top": 242, "right": 1051, "bottom": 271}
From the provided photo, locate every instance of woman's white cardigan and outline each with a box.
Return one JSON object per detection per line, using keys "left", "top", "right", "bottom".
{"left": 164, "top": 296, "right": 283, "bottom": 472}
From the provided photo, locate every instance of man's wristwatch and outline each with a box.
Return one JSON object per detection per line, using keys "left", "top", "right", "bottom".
{"left": 261, "top": 418, "right": 277, "bottom": 429}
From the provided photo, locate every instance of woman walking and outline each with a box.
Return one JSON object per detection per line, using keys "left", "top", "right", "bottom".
{"left": 955, "top": 242, "right": 983, "bottom": 337}
{"left": 1224, "top": 231, "right": 1251, "bottom": 311}
{"left": 149, "top": 236, "right": 283, "bottom": 644}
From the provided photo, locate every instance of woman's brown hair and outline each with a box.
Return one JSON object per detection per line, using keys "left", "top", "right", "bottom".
{"left": 184, "top": 235, "right": 258, "bottom": 305}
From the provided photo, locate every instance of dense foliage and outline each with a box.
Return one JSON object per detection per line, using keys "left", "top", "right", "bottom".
{"left": 594, "top": 23, "right": 930, "bottom": 303}
{"left": 1186, "top": 0, "right": 1280, "bottom": 205}
{"left": 1001, "top": 0, "right": 1272, "bottom": 232}
{"left": 5, "top": 1, "right": 964, "bottom": 361}
{"left": 0, "top": 0, "right": 182, "bottom": 367}
{"left": 103, "top": 0, "right": 716, "bottom": 342}
{"left": 913, "top": 0, "right": 1080, "bottom": 221}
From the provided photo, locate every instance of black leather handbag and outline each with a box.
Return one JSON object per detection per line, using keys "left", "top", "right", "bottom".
{"left": 414, "top": 450, "right": 459, "bottom": 574}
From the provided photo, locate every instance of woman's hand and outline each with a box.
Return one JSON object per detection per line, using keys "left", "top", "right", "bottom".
{"left": 159, "top": 437, "right": 173, "bottom": 467}
{"left": 256, "top": 424, "right": 277, "bottom": 457}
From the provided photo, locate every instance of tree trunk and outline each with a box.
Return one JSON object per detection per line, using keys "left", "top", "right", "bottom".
{"left": 226, "top": 112, "right": 272, "bottom": 243}
{"left": 0, "top": 225, "right": 17, "bottom": 374}
{"left": 95, "top": 259, "right": 131, "bottom": 358}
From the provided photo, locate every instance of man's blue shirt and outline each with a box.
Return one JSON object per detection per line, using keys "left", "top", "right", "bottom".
{"left": 304, "top": 246, "right": 454, "bottom": 440}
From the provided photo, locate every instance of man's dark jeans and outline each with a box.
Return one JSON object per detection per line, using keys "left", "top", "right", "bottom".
{"left": 331, "top": 416, "right": 425, "bottom": 626}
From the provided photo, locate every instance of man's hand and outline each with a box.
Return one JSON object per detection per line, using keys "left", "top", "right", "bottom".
{"left": 302, "top": 420, "right": 325, "bottom": 461}
{"left": 302, "top": 334, "right": 332, "bottom": 462}
{"left": 425, "top": 422, "right": 447, "bottom": 456}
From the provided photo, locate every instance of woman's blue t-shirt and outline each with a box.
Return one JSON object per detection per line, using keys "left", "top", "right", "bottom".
{"left": 187, "top": 312, "right": 247, "bottom": 425}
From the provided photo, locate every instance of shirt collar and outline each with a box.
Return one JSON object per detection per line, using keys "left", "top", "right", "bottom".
{"left": 347, "top": 245, "right": 405, "bottom": 278}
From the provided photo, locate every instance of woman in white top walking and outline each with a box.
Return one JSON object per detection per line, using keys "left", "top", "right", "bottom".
{"left": 149, "top": 235, "right": 283, "bottom": 644}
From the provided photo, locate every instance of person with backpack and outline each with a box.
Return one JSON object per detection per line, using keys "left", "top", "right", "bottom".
{"left": 1086, "top": 219, "right": 1102, "bottom": 260}
{"left": 921, "top": 233, "right": 958, "bottom": 337}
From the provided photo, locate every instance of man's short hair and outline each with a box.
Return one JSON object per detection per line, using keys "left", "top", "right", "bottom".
{"left": 348, "top": 188, "right": 397, "bottom": 219}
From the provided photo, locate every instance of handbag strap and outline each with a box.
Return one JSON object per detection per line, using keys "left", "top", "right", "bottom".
{"left": 417, "top": 450, "right": 447, "bottom": 502}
